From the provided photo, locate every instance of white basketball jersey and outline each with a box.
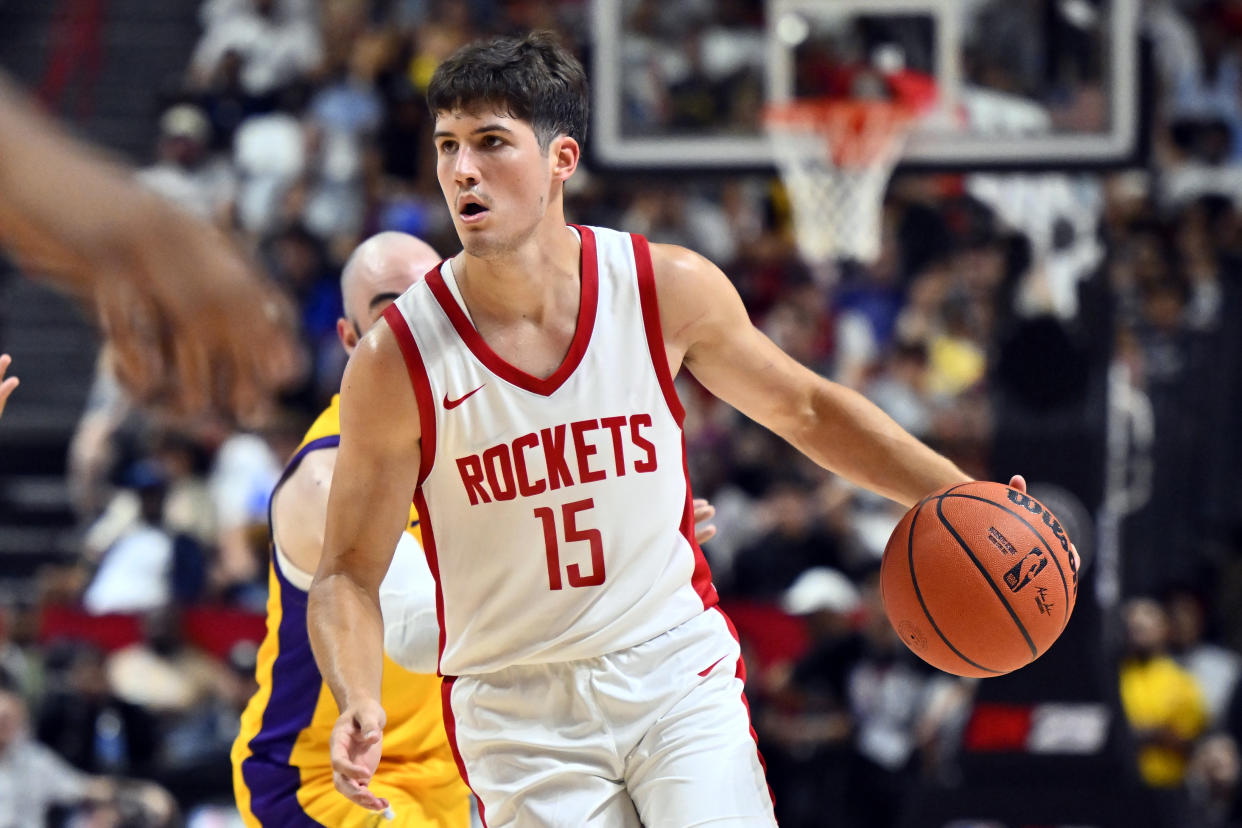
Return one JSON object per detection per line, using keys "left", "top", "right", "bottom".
{"left": 383, "top": 225, "right": 718, "bottom": 677}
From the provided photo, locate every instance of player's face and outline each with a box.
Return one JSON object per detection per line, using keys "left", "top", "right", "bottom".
{"left": 433, "top": 109, "right": 557, "bottom": 257}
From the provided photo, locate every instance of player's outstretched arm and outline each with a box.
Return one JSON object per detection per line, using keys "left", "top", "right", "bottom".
{"left": 0, "top": 73, "right": 298, "bottom": 421}
{"left": 652, "top": 244, "right": 969, "bottom": 508}
{"left": 0, "top": 354, "right": 17, "bottom": 422}
{"left": 308, "top": 322, "right": 422, "bottom": 813}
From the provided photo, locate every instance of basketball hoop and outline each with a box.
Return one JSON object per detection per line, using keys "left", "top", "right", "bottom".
{"left": 763, "top": 98, "right": 919, "bottom": 265}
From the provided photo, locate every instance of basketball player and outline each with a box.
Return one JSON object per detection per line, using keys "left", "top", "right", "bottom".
{"left": 0, "top": 355, "right": 16, "bottom": 422}
{"left": 0, "top": 73, "right": 296, "bottom": 420}
{"left": 234, "top": 230, "right": 722, "bottom": 826}
{"left": 306, "top": 32, "right": 1028, "bottom": 827}
{"left": 231, "top": 232, "right": 475, "bottom": 828}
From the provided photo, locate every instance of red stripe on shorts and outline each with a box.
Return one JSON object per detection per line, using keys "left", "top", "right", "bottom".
{"left": 714, "top": 606, "right": 776, "bottom": 808}
{"left": 440, "top": 676, "right": 488, "bottom": 827}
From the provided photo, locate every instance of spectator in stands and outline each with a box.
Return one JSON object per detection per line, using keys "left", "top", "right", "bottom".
{"left": 864, "top": 339, "right": 932, "bottom": 440}
{"left": 0, "top": 354, "right": 15, "bottom": 423}
{"left": 232, "top": 83, "right": 312, "bottom": 236}
{"left": 136, "top": 103, "right": 237, "bottom": 226}
{"left": 1166, "top": 585, "right": 1242, "bottom": 728}
{"left": 1168, "top": 1, "right": 1242, "bottom": 160}
{"left": 766, "top": 568, "right": 965, "bottom": 828}
{"left": 2, "top": 670, "right": 179, "bottom": 827}
{"left": 36, "top": 643, "right": 160, "bottom": 777}
{"left": 759, "top": 567, "right": 861, "bottom": 828}
{"left": 1120, "top": 597, "right": 1210, "bottom": 789}
{"left": 730, "top": 476, "right": 845, "bottom": 599}
{"left": 107, "top": 609, "right": 249, "bottom": 807}
{"left": 207, "top": 410, "right": 307, "bottom": 608}
{"left": 0, "top": 599, "right": 43, "bottom": 711}
{"left": 1186, "top": 732, "right": 1242, "bottom": 828}
{"left": 189, "top": 0, "right": 322, "bottom": 101}
{"left": 81, "top": 460, "right": 175, "bottom": 616}
{"left": 0, "top": 677, "right": 110, "bottom": 827}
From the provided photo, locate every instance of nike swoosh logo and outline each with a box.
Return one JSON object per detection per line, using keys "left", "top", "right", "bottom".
{"left": 697, "top": 656, "right": 727, "bottom": 677}
{"left": 443, "top": 384, "right": 486, "bottom": 410}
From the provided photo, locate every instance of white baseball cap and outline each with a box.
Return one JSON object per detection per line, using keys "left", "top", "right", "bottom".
{"left": 782, "top": 567, "right": 861, "bottom": 616}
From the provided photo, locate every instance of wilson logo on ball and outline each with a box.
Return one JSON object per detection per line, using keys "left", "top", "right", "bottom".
{"left": 1005, "top": 490, "right": 1071, "bottom": 554}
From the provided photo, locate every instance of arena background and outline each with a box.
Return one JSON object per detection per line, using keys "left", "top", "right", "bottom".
{"left": 0, "top": 0, "right": 1240, "bottom": 826}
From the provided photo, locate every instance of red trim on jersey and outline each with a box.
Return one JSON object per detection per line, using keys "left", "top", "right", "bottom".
{"left": 414, "top": 486, "right": 448, "bottom": 673}
{"left": 382, "top": 304, "right": 437, "bottom": 485}
{"left": 713, "top": 606, "right": 776, "bottom": 809}
{"left": 680, "top": 433, "right": 719, "bottom": 611}
{"left": 424, "top": 225, "right": 599, "bottom": 397}
{"left": 440, "top": 677, "right": 489, "bottom": 827}
{"left": 383, "top": 302, "right": 449, "bottom": 671}
{"left": 630, "top": 233, "right": 686, "bottom": 426}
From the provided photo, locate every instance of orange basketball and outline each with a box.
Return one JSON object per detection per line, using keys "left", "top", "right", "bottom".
{"left": 880, "top": 481, "right": 1079, "bottom": 678}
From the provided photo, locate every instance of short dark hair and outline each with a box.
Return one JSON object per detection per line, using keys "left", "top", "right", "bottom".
{"left": 427, "top": 31, "right": 588, "bottom": 152}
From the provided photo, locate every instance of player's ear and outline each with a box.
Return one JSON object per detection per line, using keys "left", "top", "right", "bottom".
{"left": 550, "top": 135, "right": 579, "bottom": 183}
{"left": 337, "top": 317, "right": 357, "bottom": 354}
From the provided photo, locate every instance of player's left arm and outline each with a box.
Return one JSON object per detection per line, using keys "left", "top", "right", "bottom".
{"left": 652, "top": 243, "right": 969, "bottom": 508}
{"left": 308, "top": 323, "right": 422, "bottom": 813}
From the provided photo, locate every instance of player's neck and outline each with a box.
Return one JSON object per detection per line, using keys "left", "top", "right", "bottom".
{"left": 454, "top": 223, "right": 581, "bottom": 324}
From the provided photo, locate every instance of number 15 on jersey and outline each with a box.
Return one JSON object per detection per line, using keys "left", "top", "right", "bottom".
{"left": 533, "top": 498, "right": 605, "bottom": 590}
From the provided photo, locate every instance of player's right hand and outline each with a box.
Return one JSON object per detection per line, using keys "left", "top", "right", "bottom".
{"left": 330, "top": 699, "right": 390, "bottom": 812}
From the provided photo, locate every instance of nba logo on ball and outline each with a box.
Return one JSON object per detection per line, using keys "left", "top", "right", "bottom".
{"left": 880, "top": 481, "right": 1078, "bottom": 678}
{"left": 1002, "top": 549, "right": 1047, "bottom": 592}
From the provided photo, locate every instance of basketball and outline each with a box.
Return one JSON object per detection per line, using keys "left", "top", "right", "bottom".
{"left": 880, "top": 481, "right": 1079, "bottom": 678}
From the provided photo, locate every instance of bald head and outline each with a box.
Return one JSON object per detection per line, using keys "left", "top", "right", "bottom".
{"left": 338, "top": 232, "right": 440, "bottom": 355}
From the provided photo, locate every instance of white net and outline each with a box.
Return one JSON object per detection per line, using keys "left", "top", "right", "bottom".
{"left": 765, "top": 101, "right": 915, "bottom": 264}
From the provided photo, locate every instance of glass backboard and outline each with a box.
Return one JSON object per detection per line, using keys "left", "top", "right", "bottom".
{"left": 591, "top": 0, "right": 1143, "bottom": 171}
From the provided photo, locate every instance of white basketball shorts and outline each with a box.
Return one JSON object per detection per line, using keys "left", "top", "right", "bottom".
{"left": 441, "top": 607, "right": 776, "bottom": 828}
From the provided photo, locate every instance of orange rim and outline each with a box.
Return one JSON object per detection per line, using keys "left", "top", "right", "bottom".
{"left": 763, "top": 98, "right": 916, "bottom": 166}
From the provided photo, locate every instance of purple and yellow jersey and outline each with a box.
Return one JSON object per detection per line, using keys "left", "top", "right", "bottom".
{"left": 231, "top": 396, "right": 469, "bottom": 827}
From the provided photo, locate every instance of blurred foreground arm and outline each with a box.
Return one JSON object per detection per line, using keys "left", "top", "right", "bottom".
{"left": 0, "top": 73, "right": 298, "bottom": 420}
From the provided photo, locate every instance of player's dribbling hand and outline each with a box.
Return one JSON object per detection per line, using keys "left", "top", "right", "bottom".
{"left": 330, "top": 699, "right": 390, "bottom": 812}
{"left": 1008, "top": 475, "right": 1081, "bottom": 572}
{"left": 693, "top": 498, "right": 717, "bottom": 545}
{"left": 0, "top": 354, "right": 17, "bottom": 422}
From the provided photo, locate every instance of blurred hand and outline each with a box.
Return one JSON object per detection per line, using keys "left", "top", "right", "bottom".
{"left": 330, "top": 698, "right": 390, "bottom": 812}
{"left": 0, "top": 73, "right": 301, "bottom": 424}
{"left": 0, "top": 354, "right": 17, "bottom": 421}
{"left": 693, "top": 497, "right": 717, "bottom": 545}
{"left": 94, "top": 211, "right": 302, "bottom": 422}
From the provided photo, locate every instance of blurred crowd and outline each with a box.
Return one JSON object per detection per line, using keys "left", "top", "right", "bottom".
{"left": 1, "top": 0, "right": 1241, "bottom": 825}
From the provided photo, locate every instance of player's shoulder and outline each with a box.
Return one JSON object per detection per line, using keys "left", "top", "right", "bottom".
{"left": 647, "top": 241, "right": 715, "bottom": 274}
{"left": 646, "top": 241, "right": 730, "bottom": 300}
{"left": 348, "top": 313, "right": 410, "bottom": 382}
{"left": 340, "top": 306, "right": 423, "bottom": 444}
{"left": 272, "top": 445, "right": 337, "bottom": 518}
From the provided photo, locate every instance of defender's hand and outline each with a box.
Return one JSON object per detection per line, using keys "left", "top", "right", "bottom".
{"left": 330, "top": 699, "right": 390, "bottom": 812}
{"left": 0, "top": 354, "right": 16, "bottom": 422}
{"left": 693, "top": 498, "right": 717, "bottom": 545}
